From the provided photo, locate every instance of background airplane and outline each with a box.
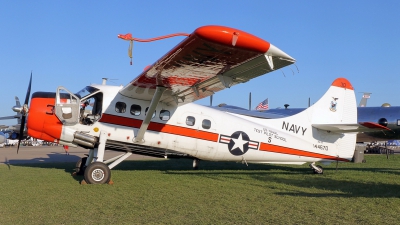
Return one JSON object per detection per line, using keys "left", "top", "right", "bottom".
{"left": 0, "top": 131, "right": 5, "bottom": 147}
{"left": 0, "top": 96, "right": 28, "bottom": 140}
{"left": 358, "top": 92, "right": 371, "bottom": 107}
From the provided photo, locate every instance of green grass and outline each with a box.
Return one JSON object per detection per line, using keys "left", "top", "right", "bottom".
{"left": 1, "top": 155, "right": 400, "bottom": 224}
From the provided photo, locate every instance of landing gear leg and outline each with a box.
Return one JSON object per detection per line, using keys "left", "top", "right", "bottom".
{"left": 83, "top": 131, "right": 112, "bottom": 184}
{"left": 193, "top": 159, "right": 199, "bottom": 170}
{"left": 309, "top": 162, "right": 323, "bottom": 174}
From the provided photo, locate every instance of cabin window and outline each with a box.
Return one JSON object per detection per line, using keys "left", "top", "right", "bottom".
{"left": 115, "top": 102, "right": 126, "bottom": 113}
{"left": 186, "top": 116, "right": 195, "bottom": 126}
{"left": 145, "top": 107, "right": 156, "bottom": 118}
{"left": 159, "top": 110, "right": 170, "bottom": 121}
{"left": 202, "top": 119, "right": 211, "bottom": 129}
{"left": 130, "top": 104, "right": 141, "bottom": 116}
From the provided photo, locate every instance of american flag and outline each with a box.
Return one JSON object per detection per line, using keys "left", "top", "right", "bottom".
{"left": 256, "top": 98, "right": 269, "bottom": 110}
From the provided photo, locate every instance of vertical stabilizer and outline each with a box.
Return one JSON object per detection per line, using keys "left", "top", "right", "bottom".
{"left": 308, "top": 78, "right": 357, "bottom": 159}
{"left": 271, "top": 78, "right": 357, "bottom": 161}
{"left": 358, "top": 92, "right": 371, "bottom": 107}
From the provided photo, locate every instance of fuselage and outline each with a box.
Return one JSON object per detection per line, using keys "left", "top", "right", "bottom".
{"left": 26, "top": 84, "right": 353, "bottom": 165}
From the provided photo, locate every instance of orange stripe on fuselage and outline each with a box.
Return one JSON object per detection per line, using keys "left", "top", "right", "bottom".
{"left": 99, "top": 114, "right": 219, "bottom": 142}
{"left": 259, "top": 143, "right": 350, "bottom": 162}
{"left": 100, "top": 114, "right": 349, "bottom": 162}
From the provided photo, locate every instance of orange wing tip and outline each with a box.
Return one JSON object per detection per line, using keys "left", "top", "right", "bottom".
{"left": 118, "top": 33, "right": 132, "bottom": 40}
{"left": 331, "top": 78, "right": 354, "bottom": 90}
{"left": 194, "top": 25, "right": 271, "bottom": 53}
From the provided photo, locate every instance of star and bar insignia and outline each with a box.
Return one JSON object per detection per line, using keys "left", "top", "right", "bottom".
{"left": 219, "top": 131, "right": 259, "bottom": 156}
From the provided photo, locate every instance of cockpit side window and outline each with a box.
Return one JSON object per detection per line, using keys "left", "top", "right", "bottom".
{"left": 80, "top": 92, "right": 103, "bottom": 125}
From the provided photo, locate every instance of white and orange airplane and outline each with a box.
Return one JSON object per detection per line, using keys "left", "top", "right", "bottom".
{"left": 15, "top": 25, "right": 378, "bottom": 184}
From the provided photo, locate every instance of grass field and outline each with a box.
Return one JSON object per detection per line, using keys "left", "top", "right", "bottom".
{"left": 1, "top": 154, "right": 400, "bottom": 224}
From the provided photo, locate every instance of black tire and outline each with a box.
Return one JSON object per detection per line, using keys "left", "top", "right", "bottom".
{"left": 84, "top": 162, "right": 111, "bottom": 184}
{"left": 75, "top": 157, "right": 87, "bottom": 175}
{"left": 313, "top": 165, "right": 323, "bottom": 174}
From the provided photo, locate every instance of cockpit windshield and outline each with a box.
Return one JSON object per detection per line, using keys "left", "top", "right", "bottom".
{"left": 75, "top": 86, "right": 99, "bottom": 99}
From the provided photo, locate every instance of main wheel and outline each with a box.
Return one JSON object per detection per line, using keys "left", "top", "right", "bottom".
{"left": 75, "top": 157, "right": 87, "bottom": 175}
{"left": 84, "top": 162, "right": 111, "bottom": 184}
{"left": 313, "top": 165, "right": 323, "bottom": 174}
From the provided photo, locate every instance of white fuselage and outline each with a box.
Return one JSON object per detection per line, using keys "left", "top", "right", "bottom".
{"left": 59, "top": 84, "right": 352, "bottom": 165}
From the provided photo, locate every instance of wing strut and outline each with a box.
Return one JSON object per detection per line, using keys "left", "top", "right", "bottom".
{"left": 134, "top": 86, "right": 166, "bottom": 143}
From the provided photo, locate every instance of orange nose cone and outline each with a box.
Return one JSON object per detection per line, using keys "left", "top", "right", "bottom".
{"left": 27, "top": 92, "right": 63, "bottom": 142}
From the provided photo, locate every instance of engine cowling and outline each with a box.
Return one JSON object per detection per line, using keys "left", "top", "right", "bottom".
{"left": 27, "top": 92, "right": 63, "bottom": 142}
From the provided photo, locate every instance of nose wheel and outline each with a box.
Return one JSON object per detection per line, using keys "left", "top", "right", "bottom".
{"left": 83, "top": 162, "right": 111, "bottom": 184}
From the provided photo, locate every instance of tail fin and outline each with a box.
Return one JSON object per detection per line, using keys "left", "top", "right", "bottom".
{"left": 358, "top": 92, "right": 371, "bottom": 107}
{"left": 308, "top": 78, "right": 357, "bottom": 125}
{"left": 15, "top": 96, "right": 22, "bottom": 124}
{"left": 278, "top": 78, "right": 357, "bottom": 161}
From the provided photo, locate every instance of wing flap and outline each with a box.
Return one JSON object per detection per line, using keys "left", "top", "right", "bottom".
{"left": 120, "top": 25, "right": 295, "bottom": 105}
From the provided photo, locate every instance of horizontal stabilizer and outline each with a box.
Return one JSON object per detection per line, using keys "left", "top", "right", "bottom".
{"left": 312, "top": 122, "right": 390, "bottom": 133}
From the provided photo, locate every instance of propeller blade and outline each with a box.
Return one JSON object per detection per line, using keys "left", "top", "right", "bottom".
{"left": 17, "top": 116, "right": 26, "bottom": 154}
{"left": 25, "top": 73, "right": 32, "bottom": 106}
{"left": 17, "top": 72, "right": 32, "bottom": 154}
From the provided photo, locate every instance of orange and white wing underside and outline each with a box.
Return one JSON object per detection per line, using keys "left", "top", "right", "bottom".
{"left": 120, "top": 25, "right": 295, "bottom": 106}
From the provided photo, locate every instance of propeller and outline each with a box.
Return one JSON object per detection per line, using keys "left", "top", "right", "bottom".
{"left": 17, "top": 72, "right": 32, "bottom": 154}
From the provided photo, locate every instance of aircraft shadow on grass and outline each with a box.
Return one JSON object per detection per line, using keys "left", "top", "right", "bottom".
{"left": 3, "top": 152, "right": 80, "bottom": 171}
{"left": 269, "top": 176, "right": 400, "bottom": 198}
{"left": 6, "top": 158, "right": 400, "bottom": 197}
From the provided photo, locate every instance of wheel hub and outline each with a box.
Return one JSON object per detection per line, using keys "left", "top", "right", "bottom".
{"left": 91, "top": 168, "right": 105, "bottom": 181}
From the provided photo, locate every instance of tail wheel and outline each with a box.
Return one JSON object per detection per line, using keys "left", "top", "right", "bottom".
{"left": 313, "top": 165, "right": 323, "bottom": 174}
{"left": 75, "top": 157, "right": 87, "bottom": 175}
{"left": 84, "top": 162, "right": 111, "bottom": 184}
{"left": 193, "top": 159, "right": 199, "bottom": 170}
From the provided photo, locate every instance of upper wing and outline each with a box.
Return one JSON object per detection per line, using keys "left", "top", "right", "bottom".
{"left": 119, "top": 25, "right": 295, "bottom": 106}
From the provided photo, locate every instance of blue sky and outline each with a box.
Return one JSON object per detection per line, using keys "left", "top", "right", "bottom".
{"left": 1, "top": 1, "right": 399, "bottom": 126}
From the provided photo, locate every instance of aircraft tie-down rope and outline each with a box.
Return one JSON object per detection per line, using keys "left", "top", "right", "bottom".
{"left": 117, "top": 32, "right": 190, "bottom": 65}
